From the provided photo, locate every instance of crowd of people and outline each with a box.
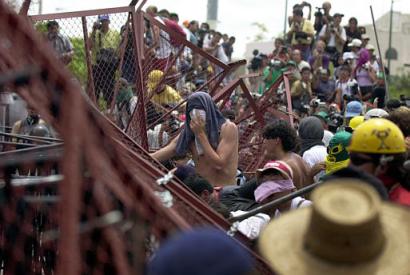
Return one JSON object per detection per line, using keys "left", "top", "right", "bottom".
{"left": 248, "top": 1, "right": 403, "bottom": 120}
{"left": 145, "top": 2, "right": 409, "bottom": 273}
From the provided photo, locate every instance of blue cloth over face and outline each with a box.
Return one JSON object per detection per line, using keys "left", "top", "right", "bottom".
{"left": 175, "top": 92, "right": 226, "bottom": 156}
{"left": 146, "top": 227, "right": 254, "bottom": 275}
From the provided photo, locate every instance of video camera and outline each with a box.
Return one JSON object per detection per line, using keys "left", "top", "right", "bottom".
{"left": 314, "top": 7, "right": 324, "bottom": 17}
{"left": 342, "top": 79, "right": 360, "bottom": 102}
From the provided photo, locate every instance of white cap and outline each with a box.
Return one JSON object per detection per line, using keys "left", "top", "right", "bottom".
{"left": 343, "top": 52, "right": 355, "bottom": 61}
{"left": 366, "top": 44, "right": 375, "bottom": 51}
{"left": 364, "top": 108, "right": 389, "bottom": 120}
{"left": 348, "top": 38, "right": 362, "bottom": 48}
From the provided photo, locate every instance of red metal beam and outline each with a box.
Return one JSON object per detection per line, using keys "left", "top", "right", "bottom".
{"left": 29, "top": 6, "right": 134, "bottom": 21}
{"left": 81, "top": 16, "right": 96, "bottom": 104}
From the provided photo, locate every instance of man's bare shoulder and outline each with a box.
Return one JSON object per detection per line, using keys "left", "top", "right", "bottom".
{"left": 221, "top": 120, "right": 237, "bottom": 130}
{"left": 221, "top": 120, "right": 238, "bottom": 136}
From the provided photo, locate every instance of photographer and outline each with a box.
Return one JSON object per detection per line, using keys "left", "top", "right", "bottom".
{"left": 355, "top": 54, "right": 373, "bottom": 102}
{"left": 89, "top": 14, "right": 120, "bottom": 106}
{"left": 319, "top": 13, "right": 346, "bottom": 65}
{"left": 288, "top": 2, "right": 312, "bottom": 27}
{"left": 344, "top": 17, "right": 362, "bottom": 52}
{"left": 314, "top": 2, "right": 332, "bottom": 35}
{"left": 334, "top": 65, "right": 361, "bottom": 108}
{"left": 291, "top": 66, "right": 313, "bottom": 116}
{"left": 287, "top": 9, "right": 314, "bottom": 61}
{"left": 312, "top": 67, "right": 335, "bottom": 103}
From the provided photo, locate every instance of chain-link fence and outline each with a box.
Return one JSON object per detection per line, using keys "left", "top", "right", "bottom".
{"left": 0, "top": 1, "right": 275, "bottom": 274}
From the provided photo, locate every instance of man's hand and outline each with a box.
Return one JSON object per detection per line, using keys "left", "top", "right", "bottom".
{"left": 190, "top": 115, "right": 206, "bottom": 136}
{"left": 310, "top": 162, "right": 326, "bottom": 177}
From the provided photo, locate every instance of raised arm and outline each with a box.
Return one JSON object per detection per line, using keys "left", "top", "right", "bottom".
{"left": 190, "top": 117, "right": 238, "bottom": 171}
{"left": 150, "top": 134, "right": 179, "bottom": 162}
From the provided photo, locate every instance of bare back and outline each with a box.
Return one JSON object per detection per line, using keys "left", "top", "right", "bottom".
{"left": 282, "top": 152, "right": 311, "bottom": 190}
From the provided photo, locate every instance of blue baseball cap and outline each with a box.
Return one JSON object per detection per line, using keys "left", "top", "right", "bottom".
{"left": 98, "top": 14, "right": 110, "bottom": 21}
{"left": 345, "top": 101, "right": 363, "bottom": 118}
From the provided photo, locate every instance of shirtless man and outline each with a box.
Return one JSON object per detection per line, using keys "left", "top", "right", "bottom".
{"left": 262, "top": 120, "right": 311, "bottom": 189}
{"left": 151, "top": 92, "right": 238, "bottom": 187}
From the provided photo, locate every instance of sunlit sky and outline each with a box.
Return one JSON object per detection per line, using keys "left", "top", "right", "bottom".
{"left": 26, "top": 0, "right": 410, "bottom": 58}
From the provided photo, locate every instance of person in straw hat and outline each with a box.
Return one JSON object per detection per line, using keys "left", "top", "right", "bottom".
{"left": 259, "top": 179, "right": 410, "bottom": 275}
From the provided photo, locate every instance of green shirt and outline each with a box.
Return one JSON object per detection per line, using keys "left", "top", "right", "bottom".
{"left": 259, "top": 66, "right": 288, "bottom": 94}
{"left": 91, "top": 29, "right": 120, "bottom": 63}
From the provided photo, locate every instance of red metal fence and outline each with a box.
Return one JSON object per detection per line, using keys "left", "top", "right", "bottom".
{"left": 0, "top": 1, "right": 281, "bottom": 274}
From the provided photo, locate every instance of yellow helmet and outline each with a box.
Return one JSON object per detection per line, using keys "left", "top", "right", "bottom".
{"left": 348, "top": 116, "right": 364, "bottom": 130}
{"left": 348, "top": 118, "right": 406, "bottom": 154}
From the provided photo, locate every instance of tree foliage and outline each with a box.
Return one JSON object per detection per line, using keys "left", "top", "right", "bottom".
{"left": 68, "top": 38, "right": 87, "bottom": 84}
{"left": 389, "top": 73, "right": 410, "bottom": 98}
{"left": 250, "top": 22, "right": 269, "bottom": 42}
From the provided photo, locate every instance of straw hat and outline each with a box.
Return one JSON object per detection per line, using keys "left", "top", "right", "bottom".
{"left": 259, "top": 180, "right": 410, "bottom": 275}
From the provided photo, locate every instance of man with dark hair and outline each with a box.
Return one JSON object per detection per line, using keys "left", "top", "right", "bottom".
{"left": 183, "top": 174, "right": 230, "bottom": 217}
{"left": 222, "top": 36, "right": 236, "bottom": 61}
{"left": 262, "top": 120, "right": 311, "bottom": 189}
{"left": 89, "top": 14, "right": 120, "bottom": 106}
{"left": 319, "top": 13, "right": 346, "bottom": 64}
{"left": 169, "top": 12, "right": 179, "bottom": 22}
{"left": 187, "top": 20, "right": 199, "bottom": 45}
{"left": 46, "top": 20, "right": 74, "bottom": 65}
{"left": 204, "top": 32, "right": 228, "bottom": 63}
{"left": 287, "top": 9, "right": 314, "bottom": 61}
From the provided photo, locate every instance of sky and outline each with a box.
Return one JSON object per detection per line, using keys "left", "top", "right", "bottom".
{"left": 27, "top": 0, "right": 410, "bottom": 58}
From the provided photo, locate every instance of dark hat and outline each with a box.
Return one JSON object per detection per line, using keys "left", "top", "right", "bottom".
{"left": 333, "top": 13, "right": 344, "bottom": 18}
{"left": 147, "top": 227, "right": 254, "bottom": 275}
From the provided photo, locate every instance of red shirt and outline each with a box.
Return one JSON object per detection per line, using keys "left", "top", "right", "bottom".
{"left": 389, "top": 185, "right": 410, "bottom": 207}
{"left": 164, "top": 19, "right": 186, "bottom": 47}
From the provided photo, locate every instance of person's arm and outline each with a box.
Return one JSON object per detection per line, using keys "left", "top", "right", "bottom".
{"left": 305, "top": 20, "right": 315, "bottom": 38}
{"left": 150, "top": 134, "right": 179, "bottom": 162}
{"left": 335, "top": 27, "right": 346, "bottom": 44}
{"left": 291, "top": 81, "right": 302, "bottom": 97}
{"left": 306, "top": 4, "right": 312, "bottom": 20}
{"left": 319, "top": 25, "right": 330, "bottom": 42}
{"left": 190, "top": 117, "right": 238, "bottom": 171}
{"left": 62, "top": 37, "right": 74, "bottom": 64}
{"left": 89, "top": 23, "right": 99, "bottom": 50}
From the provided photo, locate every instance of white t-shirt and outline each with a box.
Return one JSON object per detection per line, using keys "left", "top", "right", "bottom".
{"left": 274, "top": 196, "right": 312, "bottom": 218}
{"left": 231, "top": 210, "right": 270, "bottom": 240}
{"left": 319, "top": 25, "right": 346, "bottom": 47}
{"left": 147, "top": 124, "right": 169, "bottom": 151}
{"left": 335, "top": 80, "right": 351, "bottom": 97}
{"left": 303, "top": 145, "right": 327, "bottom": 182}
{"left": 155, "top": 17, "right": 172, "bottom": 59}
